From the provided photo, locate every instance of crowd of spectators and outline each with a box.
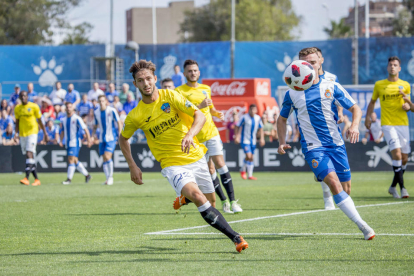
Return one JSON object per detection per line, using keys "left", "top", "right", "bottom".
{"left": 0, "top": 82, "right": 146, "bottom": 146}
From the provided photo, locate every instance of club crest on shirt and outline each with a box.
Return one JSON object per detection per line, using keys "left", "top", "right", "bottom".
{"left": 28, "top": 108, "right": 31, "bottom": 112}
{"left": 325, "top": 89, "right": 332, "bottom": 98}
{"left": 161, "top": 103, "right": 171, "bottom": 113}
{"left": 312, "top": 159, "right": 318, "bottom": 168}
{"left": 202, "top": 90, "right": 208, "bottom": 97}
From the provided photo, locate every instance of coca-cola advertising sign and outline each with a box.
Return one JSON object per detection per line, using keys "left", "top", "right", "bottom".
{"left": 202, "top": 78, "right": 271, "bottom": 97}
{"left": 210, "top": 81, "right": 247, "bottom": 96}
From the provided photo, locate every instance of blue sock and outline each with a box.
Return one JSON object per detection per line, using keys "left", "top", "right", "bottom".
{"left": 333, "top": 190, "right": 349, "bottom": 205}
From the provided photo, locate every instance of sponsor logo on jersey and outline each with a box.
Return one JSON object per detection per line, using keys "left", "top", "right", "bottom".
{"left": 161, "top": 103, "right": 171, "bottom": 113}
{"left": 325, "top": 89, "right": 332, "bottom": 98}
{"left": 312, "top": 159, "right": 318, "bottom": 168}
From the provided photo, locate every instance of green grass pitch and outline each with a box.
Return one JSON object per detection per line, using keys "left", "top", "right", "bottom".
{"left": 1, "top": 171, "right": 413, "bottom": 275}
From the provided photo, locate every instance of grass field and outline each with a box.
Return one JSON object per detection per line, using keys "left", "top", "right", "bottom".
{"left": 1, "top": 171, "right": 414, "bottom": 275}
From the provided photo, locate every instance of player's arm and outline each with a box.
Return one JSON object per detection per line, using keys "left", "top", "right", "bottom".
{"left": 182, "top": 110, "right": 206, "bottom": 154}
{"left": 37, "top": 118, "right": 48, "bottom": 143}
{"left": 14, "top": 119, "right": 19, "bottom": 141}
{"left": 210, "top": 106, "right": 224, "bottom": 121}
{"left": 337, "top": 106, "right": 344, "bottom": 124}
{"left": 258, "top": 118, "right": 265, "bottom": 146}
{"left": 365, "top": 83, "right": 379, "bottom": 129}
{"left": 59, "top": 125, "right": 64, "bottom": 147}
{"left": 73, "top": 93, "right": 81, "bottom": 106}
{"left": 234, "top": 120, "right": 243, "bottom": 144}
{"left": 78, "top": 118, "right": 91, "bottom": 147}
{"left": 276, "top": 115, "right": 291, "bottom": 154}
{"left": 399, "top": 89, "right": 414, "bottom": 111}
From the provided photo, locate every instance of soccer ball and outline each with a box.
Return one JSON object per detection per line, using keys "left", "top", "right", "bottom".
{"left": 283, "top": 60, "right": 316, "bottom": 91}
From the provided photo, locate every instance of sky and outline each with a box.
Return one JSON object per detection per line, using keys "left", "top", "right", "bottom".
{"left": 58, "top": 0, "right": 357, "bottom": 45}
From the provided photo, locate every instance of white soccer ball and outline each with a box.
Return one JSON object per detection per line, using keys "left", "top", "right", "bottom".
{"left": 283, "top": 60, "right": 316, "bottom": 91}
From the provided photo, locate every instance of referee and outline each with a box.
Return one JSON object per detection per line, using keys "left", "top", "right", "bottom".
{"left": 365, "top": 56, "right": 410, "bottom": 199}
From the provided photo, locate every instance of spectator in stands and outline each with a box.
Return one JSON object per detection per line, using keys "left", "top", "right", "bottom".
{"left": 123, "top": 93, "right": 137, "bottom": 114}
{"left": 286, "top": 124, "right": 294, "bottom": 142}
{"left": 50, "top": 81, "right": 67, "bottom": 106}
{"left": 1, "top": 99, "right": 11, "bottom": 115}
{"left": 87, "top": 82, "right": 104, "bottom": 101}
{"left": 106, "top": 82, "right": 119, "bottom": 103}
{"left": 2, "top": 123, "right": 17, "bottom": 146}
{"left": 91, "top": 99, "right": 99, "bottom": 111}
{"left": 45, "top": 119, "right": 59, "bottom": 145}
{"left": 41, "top": 98, "right": 55, "bottom": 119}
{"left": 171, "top": 65, "right": 185, "bottom": 88}
{"left": 112, "top": 95, "right": 123, "bottom": 113}
{"left": 57, "top": 105, "right": 66, "bottom": 122}
{"left": 77, "top": 94, "right": 93, "bottom": 116}
{"left": 64, "top": 83, "right": 81, "bottom": 105}
{"left": 37, "top": 128, "right": 45, "bottom": 145}
{"left": 161, "top": 78, "right": 175, "bottom": 90}
{"left": 271, "top": 113, "right": 278, "bottom": 141}
{"left": 362, "top": 112, "right": 384, "bottom": 145}
{"left": 27, "top": 83, "right": 37, "bottom": 103}
{"left": 262, "top": 113, "right": 273, "bottom": 142}
{"left": 119, "top": 83, "right": 134, "bottom": 104}
{"left": 9, "top": 84, "right": 21, "bottom": 106}
{"left": 53, "top": 104, "right": 61, "bottom": 121}
{"left": 226, "top": 109, "right": 238, "bottom": 143}
{"left": 0, "top": 109, "right": 14, "bottom": 133}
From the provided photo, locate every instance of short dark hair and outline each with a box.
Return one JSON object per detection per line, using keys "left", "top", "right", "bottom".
{"left": 388, "top": 56, "right": 401, "bottom": 66}
{"left": 161, "top": 78, "right": 173, "bottom": 85}
{"left": 129, "top": 60, "right": 156, "bottom": 79}
{"left": 65, "top": 101, "right": 73, "bottom": 106}
{"left": 183, "top": 59, "right": 198, "bottom": 70}
{"left": 299, "top": 47, "right": 318, "bottom": 58}
{"left": 249, "top": 104, "right": 257, "bottom": 110}
{"left": 314, "top": 47, "right": 322, "bottom": 57}
{"left": 97, "top": 94, "right": 106, "bottom": 101}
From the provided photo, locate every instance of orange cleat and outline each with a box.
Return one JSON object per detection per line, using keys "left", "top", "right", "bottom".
{"left": 173, "top": 195, "right": 187, "bottom": 210}
{"left": 234, "top": 236, "right": 249, "bottom": 253}
{"left": 248, "top": 176, "right": 257, "bottom": 180}
{"left": 240, "top": 171, "right": 247, "bottom": 180}
{"left": 32, "top": 179, "right": 41, "bottom": 186}
{"left": 20, "top": 177, "right": 30, "bottom": 186}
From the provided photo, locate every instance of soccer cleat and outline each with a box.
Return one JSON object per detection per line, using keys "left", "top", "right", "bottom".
{"left": 359, "top": 223, "right": 375, "bottom": 240}
{"left": 388, "top": 186, "right": 401, "bottom": 198}
{"left": 62, "top": 179, "right": 71, "bottom": 185}
{"left": 85, "top": 175, "right": 92, "bottom": 183}
{"left": 231, "top": 200, "right": 243, "bottom": 214}
{"left": 401, "top": 188, "right": 409, "bottom": 198}
{"left": 240, "top": 171, "right": 247, "bottom": 180}
{"left": 173, "top": 195, "right": 188, "bottom": 210}
{"left": 107, "top": 177, "right": 114, "bottom": 185}
{"left": 233, "top": 235, "right": 248, "bottom": 253}
{"left": 32, "top": 179, "right": 41, "bottom": 186}
{"left": 324, "top": 196, "right": 336, "bottom": 210}
{"left": 222, "top": 200, "right": 233, "bottom": 214}
{"left": 248, "top": 176, "right": 257, "bottom": 180}
{"left": 20, "top": 177, "right": 30, "bottom": 186}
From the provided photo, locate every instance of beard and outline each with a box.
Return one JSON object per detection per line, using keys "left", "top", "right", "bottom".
{"left": 186, "top": 75, "right": 199, "bottom": 83}
{"left": 139, "top": 85, "right": 154, "bottom": 97}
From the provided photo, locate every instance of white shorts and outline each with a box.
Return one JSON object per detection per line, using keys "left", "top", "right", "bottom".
{"left": 202, "top": 135, "right": 223, "bottom": 160}
{"left": 161, "top": 157, "right": 215, "bottom": 197}
{"left": 382, "top": 125, "right": 411, "bottom": 153}
{"left": 20, "top": 134, "right": 37, "bottom": 155}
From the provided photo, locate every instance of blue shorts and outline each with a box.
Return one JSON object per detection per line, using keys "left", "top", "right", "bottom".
{"left": 99, "top": 141, "right": 116, "bottom": 155}
{"left": 305, "top": 145, "right": 351, "bottom": 182}
{"left": 67, "top": 146, "right": 80, "bottom": 157}
{"left": 241, "top": 143, "right": 256, "bottom": 154}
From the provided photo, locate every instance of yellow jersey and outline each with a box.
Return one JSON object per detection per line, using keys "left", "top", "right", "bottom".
{"left": 175, "top": 84, "right": 219, "bottom": 143}
{"left": 14, "top": 102, "right": 42, "bottom": 137}
{"left": 121, "top": 89, "right": 207, "bottom": 169}
{"left": 372, "top": 79, "right": 411, "bottom": 126}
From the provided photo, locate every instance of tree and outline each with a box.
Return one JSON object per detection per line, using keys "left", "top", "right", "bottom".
{"left": 179, "top": 0, "right": 301, "bottom": 42}
{"left": 393, "top": 6, "right": 412, "bottom": 37}
{"left": 61, "top": 22, "right": 94, "bottom": 45}
{"left": 0, "top": 0, "right": 84, "bottom": 45}
{"left": 323, "top": 18, "right": 352, "bottom": 39}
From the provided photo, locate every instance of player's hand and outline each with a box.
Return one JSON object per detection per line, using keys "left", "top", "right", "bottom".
{"left": 181, "top": 133, "right": 196, "bottom": 154}
{"left": 234, "top": 136, "right": 240, "bottom": 145}
{"left": 130, "top": 165, "right": 143, "bottom": 185}
{"left": 259, "top": 138, "right": 265, "bottom": 147}
{"left": 402, "top": 102, "right": 411, "bottom": 111}
{"left": 215, "top": 111, "right": 224, "bottom": 121}
{"left": 347, "top": 125, "right": 360, "bottom": 143}
{"left": 337, "top": 114, "right": 345, "bottom": 124}
{"left": 87, "top": 139, "right": 92, "bottom": 148}
{"left": 59, "top": 142, "right": 63, "bottom": 147}
{"left": 43, "top": 134, "right": 49, "bottom": 144}
{"left": 198, "top": 97, "right": 212, "bottom": 109}
{"left": 278, "top": 144, "right": 291, "bottom": 154}
{"left": 399, "top": 89, "right": 411, "bottom": 103}
{"left": 374, "top": 138, "right": 381, "bottom": 144}
{"left": 364, "top": 119, "right": 371, "bottom": 130}
{"left": 13, "top": 134, "right": 19, "bottom": 143}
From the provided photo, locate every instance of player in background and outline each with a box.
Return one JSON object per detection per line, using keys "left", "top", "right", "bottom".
{"left": 60, "top": 101, "right": 92, "bottom": 185}
{"left": 119, "top": 60, "right": 248, "bottom": 252}
{"left": 175, "top": 60, "right": 242, "bottom": 214}
{"left": 365, "top": 56, "right": 410, "bottom": 199}
{"left": 361, "top": 112, "right": 383, "bottom": 144}
{"left": 235, "top": 104, "right": 265, "bottom": 180}
{"left": 161, "top": 78, "right": 175, "bottom": 90}
{"left": 93, "top": 95, "right": 122, "bottom": 185}
{"left": 14, "top": 91, "right": 48, "bottom": 186}
{"left": 277, "top": 47, "right": 375, "bottom": 240}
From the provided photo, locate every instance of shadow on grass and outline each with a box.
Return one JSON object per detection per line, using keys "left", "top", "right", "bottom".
{"left": 67, "top": 213, "right": 184, "bottom": 216}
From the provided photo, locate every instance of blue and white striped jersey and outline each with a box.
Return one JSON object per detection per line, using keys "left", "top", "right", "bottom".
{"left": 61, "top": 114, "right": 87, "bottom": 148}
{"left": 236, "top": 114, "right": 263, "bottom": 145}
{"left": 280, "top": 78, "right": 356, "bottom": 153}
{"left": 320, "top": 71, "right": 338, "bottom": 82}
{"left": 93, "top": 106, "right": 120, "bottom": 143}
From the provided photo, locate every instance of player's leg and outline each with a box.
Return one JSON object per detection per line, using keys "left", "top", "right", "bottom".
{"left": 19, "top": 136, "right": 31, "bottom": 185}
{"left": 397, "top": 126, "right": 410, "bottom": 198}
{"left": 240, "top": 144, "right": 248, "bottom": 180}
{"left": 63, "top": 154, "right": 77, "bottom": 185}
{"left": 208, "top": 157, "right": 227, "bottom": 203}
{"left": 27, "top": 134, "right": 40, "bottom": 186}
{"left": 103, "top": 151, "right": 114, "bottom": 185}
{"left": 246, "top": 147, "right": 256, "bottom": 180}
{"left": 315, "top": 176, "right": 335, "bottom": 210}
{"left": 73, "top": 146, "right": 91, "bottom": 183}
{"left": 100, "top": 142, "right": 109, "bottom": 183}
{"left": 383, "top": 125, "right": 403, "bottom": 198}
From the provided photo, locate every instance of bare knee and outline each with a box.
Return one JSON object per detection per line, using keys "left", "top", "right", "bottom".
{"left": 391, "top": 149, "right": 402, "bottom": 160}
{"left": 402, "top": 154, "right": 408, "bottom": 165}
{"left": 205, "top": 192, "right": 216, "bottom": 208}
{"left": 341, "top": 181, "right": 351, "bottom": 195}
{"left": 323, "top": 172, "right": 343, "bottom": 195}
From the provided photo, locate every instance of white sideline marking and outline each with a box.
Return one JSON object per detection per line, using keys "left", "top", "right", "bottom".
{"left": 146, "top": 232, "right": 414, "bottom": 236}
{"left": 145, "top": 201, "right": 413, "bottom": 235}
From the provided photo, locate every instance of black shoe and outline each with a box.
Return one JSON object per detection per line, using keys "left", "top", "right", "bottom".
{"left": 85, "top": 175, "right": 92, "bottom": 183}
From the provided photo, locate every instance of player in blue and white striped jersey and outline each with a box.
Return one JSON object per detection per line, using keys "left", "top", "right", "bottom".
{"left": 93, "top": 95, "right": 122, "bottom": 185}
{"left": 277, "top": 47, "right": 375, "bottom": 240}
{"left": 235, "top": 104, "right": 265, "bottom": 180}
{"left": 59, "top": 101, "right": 92, "bottom": 185}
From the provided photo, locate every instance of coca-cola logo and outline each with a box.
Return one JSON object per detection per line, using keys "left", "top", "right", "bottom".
{"left": 256, "top": 81, "right": 269, "bottom": 96}
{"left": 210, "top": 81, "right": 247, "bottom": 96}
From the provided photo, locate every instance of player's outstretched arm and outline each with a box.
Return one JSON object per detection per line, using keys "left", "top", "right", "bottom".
{"left": 84, "top": 128, "right": 92, "bottom": 148}
{"left": 37, "top": 118, "right": 49, "bottom": 143}
{"left": 210, "top": 107, "right": 224, "bottom": 121}
{"left": 119, "top": 135, "right": 143, "bottom": 185}
{"left": 182, "top": 110, "right": 206, "bottom": 154}
{"left": 347, "top": 104, "right": 362, "bottom": 144}
{"left": 276, "top": 115, "right": 291, "bottom": 154}
{"left": 337, "top": 106, "right": 344, "bottom": 123}
{"left": 14, "top": 119, "right": 19, "bottom": 142}
{"left": 365, "top": 99, "right": 376, "bottom": 129}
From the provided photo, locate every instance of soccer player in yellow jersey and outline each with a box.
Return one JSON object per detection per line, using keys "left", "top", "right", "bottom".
{"left": 365, "top": 56, "right": 410, "bottom": 199}
{"left": 174, "top": 59, "right": 242, "bottom": 214}
{"left": 119, "top": 60, "right": 248, "bottom": 253}
{"left": 14, "top": 91, "right": 48, "bottom": 186}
